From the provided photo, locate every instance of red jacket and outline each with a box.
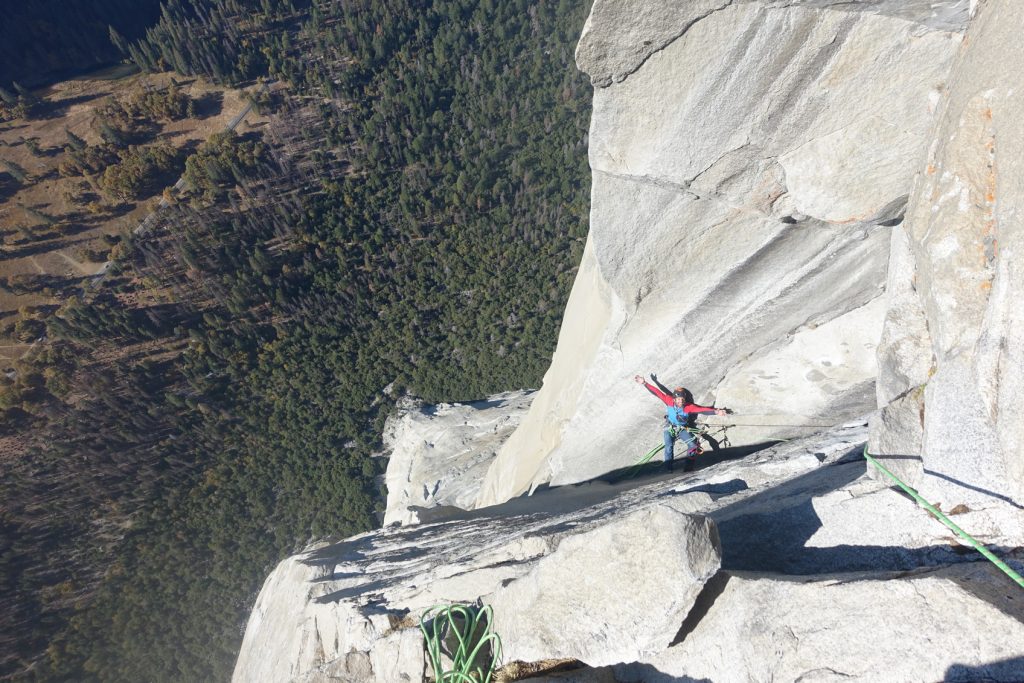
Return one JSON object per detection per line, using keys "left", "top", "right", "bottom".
{"left": 640, "top": 380, "right": 717, "bottom": 427}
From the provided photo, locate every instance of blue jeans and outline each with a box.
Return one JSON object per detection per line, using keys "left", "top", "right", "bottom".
{"left": 663, "top": 426, "right": 698, "bottom": 462}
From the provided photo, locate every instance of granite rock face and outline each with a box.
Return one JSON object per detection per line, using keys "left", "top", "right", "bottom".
{"left": 235, "top": 423, "right": 1024, "bottom": 682}
{"left": 477, "top": 0, "right": 966, "bottom": 506}
{"left": 549, "top": 564, "right": 1024, "bottom": 683}
{"left": 867, "top": 388, "right": 926, "bottom": 488}
{"left": 872, "top": 0, "right": 1024, "bottom": 511}
{"left": 489, "top": 505, "right": 721, "bottom": 667}
{"left": 231, "top": 553, "right": 427, "bottom": 683}
{"left": 381, "top": 391, "right": 533, "bottom": 525}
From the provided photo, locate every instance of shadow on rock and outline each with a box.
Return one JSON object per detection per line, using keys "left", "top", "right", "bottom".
{"left": 710, "top": 449, "right": 974, "bottom": 574}
{"left": 597, "top": 441, "right": 779, "bottom": 485}
{"left": 708, "top": 448, "right": 1024, "bottom": 602}
{"left": 668, "top": 479, "right": 749, "bottom": 500}
{"left": 945, "top": 655, "right": 1024, "bottom": 682}
{"left": 922, "top": 468, "right": 1024, "bottom": 509}
{"left": 608, "top": 663, "right": 713, "bottom": 683}
{"left": 671, "top": 571, "right": 731, "bottom": 646}
{"left": 945, "top": 561, "right": 1024, "bottom": 624}
{"left": 693, "top": 440, "right": 784, "bottom": 470}
{"left": 315, "top": 578, "right": 392, "bottom": 604}
{"left": 468, "top": 390, "right": 535, "bottom": 410}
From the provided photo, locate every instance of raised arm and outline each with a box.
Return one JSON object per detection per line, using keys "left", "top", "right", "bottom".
{"left": 634, "top": 374, "right": 672, "bottom": 405}
{"left": 650, "top": 373, "right": 673, "bottom": 397}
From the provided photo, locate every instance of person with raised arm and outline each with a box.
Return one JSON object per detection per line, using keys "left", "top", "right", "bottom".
{"left": 635, "top": 373, "right": 729, "bottom": 472}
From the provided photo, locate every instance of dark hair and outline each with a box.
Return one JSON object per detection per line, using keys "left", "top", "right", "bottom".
{"left": 672, "top": 387, "right": 693, "bottom": 402}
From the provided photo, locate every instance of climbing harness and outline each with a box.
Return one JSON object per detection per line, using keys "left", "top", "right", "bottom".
{"left": 863, "top": 445, "right": 1024, "bottom": 590}
{"left": 626, "top": 417, "right": 845, "bottom": 480}
{"left": 665, "top": 424, "right": 730, "bottom": 450}
{"left": 624, "top": 424, "right": 723, "bottom": 479}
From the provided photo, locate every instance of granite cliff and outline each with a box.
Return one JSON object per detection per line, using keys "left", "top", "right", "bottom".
{"left": 477, "top": 0, "right": 969, "bottom": 504}
{"left": 233, "top": 1, "right": 1024, "bottom": 680}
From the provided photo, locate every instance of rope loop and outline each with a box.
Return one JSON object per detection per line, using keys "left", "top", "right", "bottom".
{"left": 419, "top": 602, "right": 503, "bottom": 683}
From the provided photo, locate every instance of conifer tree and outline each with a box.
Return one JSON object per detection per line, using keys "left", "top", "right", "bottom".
{"left": 98, "top": 119, "right": 127, "bottom": 147}
{"left": 19, "top": 203, "right": 57, "bottom": 227}
{"left": 65, "top": 128, "right": 87, "bottom": 152}
{"left": 108, "top": 26, "right": 129, "bottom": 55}
{"left": 24, "top": 138, "right": 43, "bottom": 157}
{"left": 12, "top": 81, "right": 37, "bottom": 104}
{"left": 2, "top": 159, "right": 28, "bottom": 183}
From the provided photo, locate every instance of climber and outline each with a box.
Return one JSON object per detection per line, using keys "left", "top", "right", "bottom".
{"left": 634, "top": 373, "right": 729, "bottom": 472}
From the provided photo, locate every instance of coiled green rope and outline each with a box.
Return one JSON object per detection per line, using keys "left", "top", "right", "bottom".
{"left": 863, "top": 445, "right": 1024, "bottom": 589}
{"left": 420, "top": 603, "right": 503, "bottom": 682}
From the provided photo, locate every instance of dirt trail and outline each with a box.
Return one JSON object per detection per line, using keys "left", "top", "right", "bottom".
{"left": 26, "top": 256, "right": 46, "bottom": 274}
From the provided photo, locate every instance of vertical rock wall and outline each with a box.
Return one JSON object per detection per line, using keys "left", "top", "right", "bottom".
{"left": 478, "top": 0, "right": 966, "bottom": 506}
{"left": 872, "top": 0, "right": 1024, "bottom": 509}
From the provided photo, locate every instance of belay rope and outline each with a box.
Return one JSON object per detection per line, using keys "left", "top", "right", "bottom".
{"left": 863, "top": 445, "right": 1024, "bottom": 590}
{"left": 626, "top": 416, "right": 1023, "bottom": 588}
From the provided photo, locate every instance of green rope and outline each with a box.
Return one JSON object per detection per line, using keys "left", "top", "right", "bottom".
{"left": 863, "top": 445, "right": 1024, "bottom": 589}
{"left": 626, "top": 443, "right": 665, "bottom": 477}
{"left": 634, "top": 442, "right": 665, "bottom": 466}
{"left": 419, "top": 603, "right": 503, "bottom": 683}
{"left": 628, "top": 425, "right": 724, "bottom": 474}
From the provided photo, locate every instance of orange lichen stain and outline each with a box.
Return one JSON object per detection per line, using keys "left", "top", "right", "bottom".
{"left": 980, "top": 280, "right": 992, "bottom": 292}
{"left": 984, "top": 160, "right": 997, "bottom": 205}
{"left": 926, "top": 164, "right": 937, "bottom": 175}
{"left": 833, "top": 212, "right": 869, "bottom": 225}
{"left": 984, "top": 108, "right": 993, "bottom": 121}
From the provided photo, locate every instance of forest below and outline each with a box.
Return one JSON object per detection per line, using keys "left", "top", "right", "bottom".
{"left": 0, "top": 0, "right": 164, "bottom": 90}
{"left": 0, "top": 0, "right": 591, "bottom": 680}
